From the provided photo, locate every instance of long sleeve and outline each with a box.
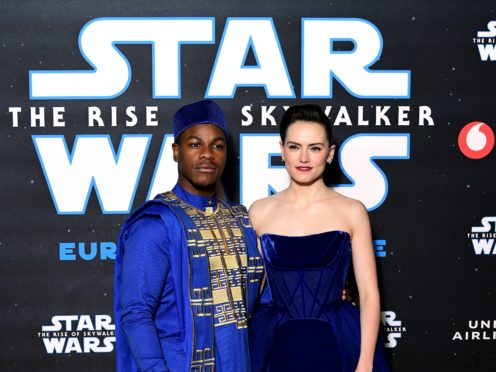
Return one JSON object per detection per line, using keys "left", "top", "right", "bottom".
{"left": 119, "top": 215, "right": 170, "bottom": 372}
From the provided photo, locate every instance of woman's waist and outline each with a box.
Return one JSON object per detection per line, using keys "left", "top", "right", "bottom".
{"left": 264, "top": 297, "right": 346, "bottom": 319}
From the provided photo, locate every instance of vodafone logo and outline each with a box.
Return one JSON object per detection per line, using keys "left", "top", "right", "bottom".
{"left": 458, "top": 121, "right": 495, "bottom": 159}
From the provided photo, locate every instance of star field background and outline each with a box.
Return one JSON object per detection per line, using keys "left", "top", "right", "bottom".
{"left": 1, "top": 0, "right": 495, "bottom": 371}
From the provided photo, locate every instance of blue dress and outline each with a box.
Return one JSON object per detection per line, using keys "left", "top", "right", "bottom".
{"left": 249, "top": 230, "right": 390, "bottom": 372}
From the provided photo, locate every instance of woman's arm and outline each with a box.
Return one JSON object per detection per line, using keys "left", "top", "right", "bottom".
{"left": 349, "top": 201, "right": 381, "bottom": 372}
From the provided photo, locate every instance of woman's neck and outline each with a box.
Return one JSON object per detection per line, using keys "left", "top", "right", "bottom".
{"left": 285, "top": 177, "right": 329, "bottom": 203}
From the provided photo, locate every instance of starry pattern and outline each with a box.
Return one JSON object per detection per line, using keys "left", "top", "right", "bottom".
{"left": 0, "top": 0, "right": 496, "bottom": 371}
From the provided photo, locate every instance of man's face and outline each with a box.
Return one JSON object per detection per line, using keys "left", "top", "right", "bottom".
{"left": 172, "top": 124, "right": 227, "bottom": 196}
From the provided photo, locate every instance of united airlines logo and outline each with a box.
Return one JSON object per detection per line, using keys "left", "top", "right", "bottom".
{"left": 467, "top": 217, "right": 496, "bottom": 255}
{"left": 38, "top": 314, "right": 115, "bottom": 354}
{"left": 452, "top": 319, "right": 496, "bottom": 341}
{"left": 473, "top": 21, "right": 496, "bottom": 61}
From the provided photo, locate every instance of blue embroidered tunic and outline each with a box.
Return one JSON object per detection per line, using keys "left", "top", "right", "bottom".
{"left": 114, "top": 184, "right": 263, "bottom": 371}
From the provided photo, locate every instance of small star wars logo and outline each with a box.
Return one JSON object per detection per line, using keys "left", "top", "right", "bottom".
{"left": 473, "top": 21, "right": 496, "bottom": 61}
{"left": 467, "top": 217, "right": 496, "bottom": 255}
{"left": 452, "top": 320, "right": 496, "bottom": 341}
{"left": 381, "top": 311, "right": 407, "bottom": 348}
{"left": 37, "top": 314, "right": 115, "bottom": 354}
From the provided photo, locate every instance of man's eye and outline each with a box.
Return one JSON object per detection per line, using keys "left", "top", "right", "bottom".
{"left": 213, "top": 144, "right": 225, "bottom": 149}
{"left": 189, "top": 143, "right": 200, "bottom": 148}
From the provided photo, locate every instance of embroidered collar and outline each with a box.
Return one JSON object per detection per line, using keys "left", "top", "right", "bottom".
{"left": 172, "top": 183, "right": 218, "bottom": 213}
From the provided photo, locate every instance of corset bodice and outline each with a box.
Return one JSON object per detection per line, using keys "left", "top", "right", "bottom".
{"left": 260, "top": 230, "right": 351, "bottom": 322}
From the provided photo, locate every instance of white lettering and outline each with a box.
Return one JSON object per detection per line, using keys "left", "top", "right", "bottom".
{"left": 207, "top": 19, "right": 293, "bottom": 98}
{"left": 302, "top": 19, "right": 410, "bottom": 98}
{"left": 32, "top": 135, "right": 151, "bottom": 214}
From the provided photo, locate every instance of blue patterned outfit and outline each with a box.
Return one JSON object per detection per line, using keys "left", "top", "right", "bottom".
{"left": 115, "top": 184, "right": 263, "bottom": 372}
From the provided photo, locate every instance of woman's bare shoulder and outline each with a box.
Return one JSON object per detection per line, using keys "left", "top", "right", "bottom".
{"left": 248, "top": 192, "right": 286, "bottom": 229}
{"left": 326, "top": 190, "right": 368, "bottom": 218}
{"left": 249, "top": 193, "right": 282, "bottom": 215}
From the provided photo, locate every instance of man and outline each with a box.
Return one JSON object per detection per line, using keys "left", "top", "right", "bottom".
{"left": 114, "top": 100, "right": 264, "bottom": 372}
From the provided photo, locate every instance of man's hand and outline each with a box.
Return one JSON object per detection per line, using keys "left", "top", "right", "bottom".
{"left": 341, "top": 288, "right": 356, "bottom": 305}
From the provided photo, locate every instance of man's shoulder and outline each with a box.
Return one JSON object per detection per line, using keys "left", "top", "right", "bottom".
{"left": 119, "top": 199, "right": 183, "bottom": 245}
{"left": 124, "top": 198, "right": 178, "bottom": 228}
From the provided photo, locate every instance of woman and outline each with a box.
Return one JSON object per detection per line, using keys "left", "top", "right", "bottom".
{"left": 249, "top": 105, "right": 390, "bottom": 372}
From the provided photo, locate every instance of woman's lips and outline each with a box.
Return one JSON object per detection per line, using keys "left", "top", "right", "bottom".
{"left": 295, "top": 166, "right": 312, "bottom": 172}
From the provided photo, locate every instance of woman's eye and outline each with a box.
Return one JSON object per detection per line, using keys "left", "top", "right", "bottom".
{"left": 311, "top": 147, "right": 322, "bottom": 152}
{"left": 288, "top": 145, "right": 299, "bottom": 150}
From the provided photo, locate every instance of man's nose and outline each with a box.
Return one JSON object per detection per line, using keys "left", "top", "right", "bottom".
{"left": 200, "top": 146, "right": 214, "bottom": 159}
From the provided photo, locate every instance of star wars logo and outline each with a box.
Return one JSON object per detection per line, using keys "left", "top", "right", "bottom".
{"left": 37, "top": 314, "right": 115, "bottom": 354}
{"left": 467, "top": 216, "right": 496, "bottom": 255}
{"left": 452, "top": 320, "right": 496, "bottom": 341}
{"left": 473, "top": 21, "right": 496, "bottom": 61}
{"left": 29, "top": 18, "right": 410, "bottom": 99}
{"left": 381, "top": 311, "right": 407, "bottom": 348}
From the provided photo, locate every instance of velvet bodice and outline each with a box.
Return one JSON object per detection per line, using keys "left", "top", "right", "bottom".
{"left": 259, "top": 230, "right": 351, "bottom": 322}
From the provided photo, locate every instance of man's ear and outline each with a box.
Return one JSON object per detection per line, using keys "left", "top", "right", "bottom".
{"left": 172, "top": 142, "right": 179, "bottom": 162}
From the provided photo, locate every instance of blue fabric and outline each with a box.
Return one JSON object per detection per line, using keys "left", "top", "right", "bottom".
{"left": 115, "top": 184, "right": 260, "bottom": 372}
{"left": 249, "top": 231, "right": 390, "bottom": 372}
{"left": 173, "top": 99, "right": 228, "bottom": 141}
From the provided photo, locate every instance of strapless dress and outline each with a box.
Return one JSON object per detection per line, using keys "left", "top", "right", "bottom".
{"left": 249, "top": 231, "right": 390, "bottom": 372}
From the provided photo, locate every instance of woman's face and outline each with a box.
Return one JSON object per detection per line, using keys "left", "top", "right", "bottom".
{"left": 281, "top": 121, "right": 335, "bottom": 185}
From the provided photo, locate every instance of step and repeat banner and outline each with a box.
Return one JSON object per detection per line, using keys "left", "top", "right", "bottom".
{"left": 1, "top": 0, "right": 495, "bottom": 371}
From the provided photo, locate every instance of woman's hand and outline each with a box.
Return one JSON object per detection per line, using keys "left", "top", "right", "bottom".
{"left": 355, "top": 360, "right": 373, "bottom": 372}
